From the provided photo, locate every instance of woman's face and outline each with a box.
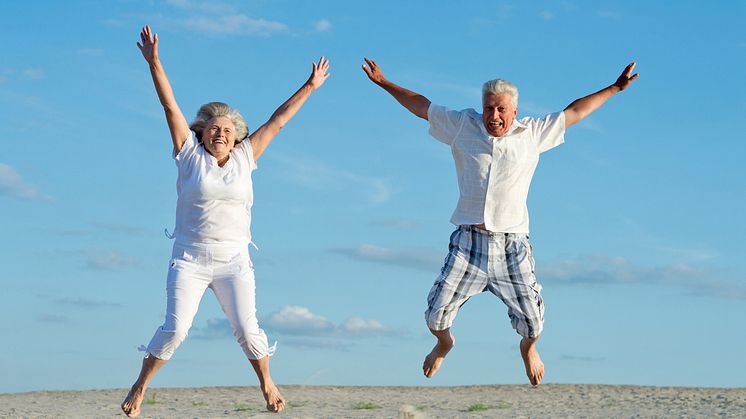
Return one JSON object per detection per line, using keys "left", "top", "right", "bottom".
{"left": 202, "top": 116, "right": 237, "bottom": 158}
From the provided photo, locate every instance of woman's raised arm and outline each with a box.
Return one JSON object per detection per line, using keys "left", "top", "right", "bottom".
{"left": 249, "top": 56, "right": 330, "bottom": 160}
{"left": 137, "top": 25, "right": 190, "bottom": 153}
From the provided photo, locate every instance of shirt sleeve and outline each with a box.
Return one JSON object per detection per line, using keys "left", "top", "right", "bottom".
{"left": 235, "top": 138, "right": 258, "bottom": 171}
{"left": 427, "top": 104, "right": 465, "bottom": 145}
{"left": 529, "top": 111, "right": 566, "bottom": 153}
{"left": 173, "top": 131, "right": 199, "bottom": 164}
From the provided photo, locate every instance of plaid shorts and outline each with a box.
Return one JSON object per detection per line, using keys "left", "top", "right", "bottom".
{"left": 425, "top": 226, "right": 545, "bottom": 338}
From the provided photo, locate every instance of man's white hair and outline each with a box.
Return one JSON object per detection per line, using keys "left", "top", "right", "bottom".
{"left": 482, "top": 79, "right": 519, "bottom": 107}
{"left": 189, "top": 102, "right": 249, "bottom": 144}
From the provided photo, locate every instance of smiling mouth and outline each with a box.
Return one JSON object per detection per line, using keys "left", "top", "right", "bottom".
{"left": 489, "top": 121, "right": 504, "bottom": 128}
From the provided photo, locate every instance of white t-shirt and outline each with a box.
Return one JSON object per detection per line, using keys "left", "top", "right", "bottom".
{"left": 172, "top": 131, "right": 257, "bottom": 247}
{"left": 428, "top": 104, "right": 566, "bottom": 233}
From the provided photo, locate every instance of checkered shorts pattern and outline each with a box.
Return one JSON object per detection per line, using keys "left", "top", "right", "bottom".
{"left": 425, "top": 226, "right": 545, "bottom": 338}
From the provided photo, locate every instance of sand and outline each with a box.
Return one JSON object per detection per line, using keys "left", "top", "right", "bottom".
{"left": 1, "top": 384, "right": 745, "bottom": 418}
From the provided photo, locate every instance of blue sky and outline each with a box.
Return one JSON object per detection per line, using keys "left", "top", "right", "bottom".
{"left": 2, "top": 0, "right": 745, "bottom": 393}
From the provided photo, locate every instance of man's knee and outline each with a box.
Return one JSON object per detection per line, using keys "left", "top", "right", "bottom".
{"left": 511, "top": 312, "right": 543, "bottom": 339}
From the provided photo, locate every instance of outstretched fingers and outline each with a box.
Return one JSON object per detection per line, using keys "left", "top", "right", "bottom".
{"left": 308, "top": 56, "right": 330, "bottom": 90}
{"left": 137, "top": 25, "right": 159, "bottom": 63}
{"left": 616, "top": 61, "right": 639, "bottom": 90}
{"left": 361, "top": 57, "right": 384, "bottom": 83}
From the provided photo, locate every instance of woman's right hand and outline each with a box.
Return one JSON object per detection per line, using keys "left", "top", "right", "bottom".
{"left": 137, "top": 25, "right": 158, "bottom": 64}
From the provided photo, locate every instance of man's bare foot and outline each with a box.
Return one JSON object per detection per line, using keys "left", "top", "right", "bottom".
{"left": 261, "top": 382, "right": 285, "bottom": 413}
{"left": 121, "top": 386, "right": 145, "bottom": 418}
{"left": 423, "top": 332, "right": 455, "bottom": 378}
{"left": 520, "top": 337, "right": 544, "bottom": 385}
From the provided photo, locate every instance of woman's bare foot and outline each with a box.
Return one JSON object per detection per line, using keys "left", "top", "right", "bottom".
{"left": 423, "top": 331, "right": 455, "bottom": 378}
{"left": 520, "top": 337, "right": 544, "bottom": 385}
{"left": 121, "top": 386, "right": 145, "bottom": 418}
{"left": 260, "top": 382, "right": 285, "bottom": 413}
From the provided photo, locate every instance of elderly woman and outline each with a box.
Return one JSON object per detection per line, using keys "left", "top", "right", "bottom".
{"left": 121, "top": 26, "right": 329, "bottom": 417}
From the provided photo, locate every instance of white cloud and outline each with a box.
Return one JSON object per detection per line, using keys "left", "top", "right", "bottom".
{"left": 541, "top": 255, "right": 746, "bottom": 300}
{"left": 339, "top": 317, "right": 389, "bottom": 334}
{"left": 264, "top": 305, "right": 336, "bottom": 335}
{"left": 192, "top": 305, "right": 397, "bottom": 344}
{"left": 183, "top": 14, "right": 288, "bottom": 36}
{"left": 330, "top": 244, "right": 443, "bottom": 272}
{"left": 314, "top": 19, "right": 332, "bottom": 32}
{"left": 81, "top": 249, "right": 138, "bottom": 271}
{"left": 0, "top": 164, "right": 52, "bottom": 201}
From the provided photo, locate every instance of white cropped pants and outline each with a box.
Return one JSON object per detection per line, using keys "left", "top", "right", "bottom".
{"left": 145, "top": 242, "right": 271, "bottom": 361}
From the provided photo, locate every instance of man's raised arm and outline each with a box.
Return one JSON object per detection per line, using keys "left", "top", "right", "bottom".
{"left": 563, "top": 62, "right": 639, "bottom": 129}
{"left": 362, "top": 58, "right": 431, "bottom": 120}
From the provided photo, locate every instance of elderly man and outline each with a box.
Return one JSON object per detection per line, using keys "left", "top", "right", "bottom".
{"left": 362, "top": 58, "right": 638, "bottom": 385}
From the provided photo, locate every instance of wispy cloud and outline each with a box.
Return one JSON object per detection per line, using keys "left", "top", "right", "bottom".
{"left": 191, "top": 318, "right": 234, "bottom": 340}
{"left": 541, "top": 255, "right": 746, "bottom": 299}
{"left": 93, "top": 222, "right": 151, "bottom": 237}
{"left": 53, "top": 297, "right": 122, "bottom": 309}
{"left": 281, "top": 338, "right": 353, "bottom": 352}
{"left": 368, "top": 218, "right": 421, "bottom": 230}
{"left": 192, "top": 305, "right": 398, "bottom": 349}
{"left": 36, "top": 314, "right": 68, "bottom": 323}
{"left": 520, "top": 101, "right": 554, "bottom": 117}
{"left": 0, "top": 67, "right": 45, "bottom": 82}
{"left": 596, "top": 10, "right": 622, "bottom": 19}
{"left": 273, "top": 154, "right": 393, "bottom": 204}
{"left": 329, "top": 244, "right": 442, "bottom": 272}
{"left": 48, "top": 222, "right": 151, "bottom": 238}
{"left": 80, "top": 249, "right": 138, "bottom": 271}
{"left": 0, "top": 67, "right": 12, "bottom": 84}
{"left": 539, "top": 10, "right": 555, "bottom": 20}
{"left": 21, "top": 68, "right": 45, "bottom": 80}
{"left": 417, "top": 80, "right": 481, "bottom": 102}
{"left": 77, "top": 48, "right": 105, "bottom": 57}
{"left": 166, "top": 0, "right": 235, "bottom": 14}
{"left": 0, "top": 164, "right": 52, "bottom": 201}
{"left": 182, "top": 15, "right": 288, "bottom": 36}
{"left": 314, "top": 19, "right": 332, "bottom": 32}
{"left": 573, "top": 117, "right": 604, "bottom": 133}
{"left": 561, "top": 354, "right": 605, "bottom": 362}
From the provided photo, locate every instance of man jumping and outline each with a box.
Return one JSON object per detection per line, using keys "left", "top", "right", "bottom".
{"left": 362, "top": 58, "right": 638, "bottom": 385}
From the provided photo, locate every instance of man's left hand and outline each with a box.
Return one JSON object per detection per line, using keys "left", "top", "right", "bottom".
{"left": 614, "top": 62, "right": 639, "bottom": 91}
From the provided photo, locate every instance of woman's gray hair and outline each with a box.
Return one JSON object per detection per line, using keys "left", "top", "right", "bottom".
{"left": 481, "top": 79, "right": 519, "bottom": 108}
{"left": 189, "top": 102, "right": 249, "bottom": 143}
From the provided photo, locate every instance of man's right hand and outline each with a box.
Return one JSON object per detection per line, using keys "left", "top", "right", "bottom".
{"left": 362, "top": 57, "right": 386, "bottom": 85}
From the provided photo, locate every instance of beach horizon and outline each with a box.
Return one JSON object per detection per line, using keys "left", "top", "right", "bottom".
{"left": 2, "top": 383, "right": 744, "bottom": 418}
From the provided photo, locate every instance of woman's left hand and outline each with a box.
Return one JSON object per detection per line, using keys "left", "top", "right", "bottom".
{"left": 307, "top": 56, "right": 330, "bottom": 90}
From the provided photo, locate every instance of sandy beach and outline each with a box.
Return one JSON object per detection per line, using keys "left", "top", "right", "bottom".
{"left": 1, "top": 384, "right": 744, "bottom": 418}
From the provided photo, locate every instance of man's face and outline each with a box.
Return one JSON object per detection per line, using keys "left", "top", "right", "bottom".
{"left": 482, "top": 92, "right": 517, "bottom": 137}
